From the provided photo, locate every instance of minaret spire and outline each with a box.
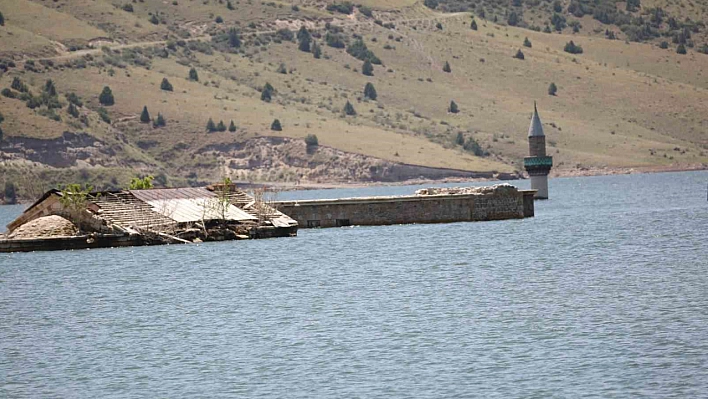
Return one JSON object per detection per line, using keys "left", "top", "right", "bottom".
{"left": 523, "top": 102, "right": 552, "bottom": 199}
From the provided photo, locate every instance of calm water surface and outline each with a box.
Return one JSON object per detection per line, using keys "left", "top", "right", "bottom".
{"left": 1, "top": 171, "right": 707, "bottom": 398}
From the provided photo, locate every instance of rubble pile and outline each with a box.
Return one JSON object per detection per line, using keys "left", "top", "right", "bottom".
{"left": 8, "top": 215, "right": 79, "bottom": 239}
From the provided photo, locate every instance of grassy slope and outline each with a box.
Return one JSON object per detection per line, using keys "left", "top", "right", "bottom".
{"left": 0, "top": 0, "right": 706, "bottom": 191}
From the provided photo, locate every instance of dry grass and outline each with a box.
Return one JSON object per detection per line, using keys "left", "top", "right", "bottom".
{"left": 0, "top": 0, "right": 707, "bottom": 187}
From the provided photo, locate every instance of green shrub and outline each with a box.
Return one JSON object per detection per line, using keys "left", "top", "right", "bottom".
{"left": 1, "top": 88, "right": 16, "bottom": 99}
{"left": 271, "top": 119, "right": 282, "bottom": 131}
{"left": 442, "top": 61, "right": 451, "bottom": 73}
{"left": 98, "top": 107, "right": 111, "bottom": 123}
{"left": 659, "top": 41, "right": 669, "bottom": 49}
{"left": 471, "top": 20, "right": 478, "bottom": 30}
{"left": 424, "top": 0, "right": 438, "bottom": 9}
{"left": 160, "top": 78, "right": 174, "bottom": 91}
{"left": 149, "top": 14, "right": 159, "bottom": 25}
{"left": 564, "top": 41, "right": 583, "bottom": 54}
{"left": 215, "top": 16, "right": 224, "bottom": 23}
{"left": 217, "top": 120, "right": 227, "bottom": 132}
{"left": 676, "top": 44, "right": 687, "bottom": 54}
{"left": 524, "top": 37, "right": 532, "bottom": 48}
{"left": 312, "top": 41, "right": 322, "bottom": 58}
{"left": 153, "top": 113, "right": 166, "bottom": 128}
{"left": 99, "top": 86, "right": 115, "bottom": 106}
{"left": 364, "top": 82, "right": 377, "bottom": 100}
{"left": 514, "top": 49, "right": 525, "bottom": 60}
{"left": 448, "top": 100, "right": 459, "bottom": 113}
{"left": 189, "top": 67, "right": 199, "bottom": 81}
{"left": 140, "top": 106, "right": 151, "bottom": 123}
{"left": 326, "top": 2, "right": 354, "bottom": 14}
{"left": 362, "top": 60, "right": 374, "bottom": 76}
{"left": 0, "top": 11, "right": 4, "bottom": 26}
{"left": 343, "top": 101, "right": 356, "bottom": 116}
{"left": 65, "top": 92, "right": 83, "bottom": 107}
{"left": 347, "top": 39, "right": 381, "bottom": 64}
{"left": 122, "top": 4, "right": 134, "bottom": 12}
{"left": 68, "top": 103, "right": 80, "bottom": 118}
{"left": 11, "top": 77, "right": 28, "bottom": 93}
{"left": 359, "top": 6, "right": 373, "bottom": 17}
{"left": 548, "top": 82, "right": 558, "bottom": 96}
{"left": 297, "top": 27, "right": 311, "bottom": 52}
{"left": 325, "top": 32, "right": 346, "bottom": 48}
{"left": 305, "top": 134, "right": 319, "bottom": 146}
{"left": 228, "top": 120, "right": 237, "bottom": 132}
{"left": 206, "top": 118, "right": 217, "bottom": 132}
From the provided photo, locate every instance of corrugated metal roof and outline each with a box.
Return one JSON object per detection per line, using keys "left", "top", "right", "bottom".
{"left": 130, "top": 188, "right": 257, "bottom": 223}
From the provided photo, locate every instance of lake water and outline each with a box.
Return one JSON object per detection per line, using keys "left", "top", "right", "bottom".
{"left": 1, "top": 171, "right": 707, "bottom": 398}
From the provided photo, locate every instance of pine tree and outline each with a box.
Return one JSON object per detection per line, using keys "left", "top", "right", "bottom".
{"left": 271, "top": 119, "right": 282, "bottom": 131}
{"left": 297, "top": 26, "right": 312, "bottom": 52}
{"left": 442, "top": 61, "right": 451, "bottom": 73}
{"left": 44, "top": 80, "right": 57, "bottom": 97}
{"left": 4, "top": 182, "right": 17, "bottom": 205}
{"left": 12, "top": 77, "right": 27, "bottom": 93}
{"left": 507, "top": 11, "right": 519, "bottom": 26}
{"left": 343, "top": 101, "right": 356, "bottom": 116}
{"left": 217, "top": 120, "right": 227, "bottom": 132}
{"left": 312, "top": 41, "right": 322, "bottom": 59}
{"left": 305, "top": 134, "right": 318, "bottom": 147}
{"left": 449, "top": 100, "right": 459, "bottom": 113}
{"left": 153, "top": 113, "right": 166, "bottom": 127}
{"left": 206, "top": 118, "right": 217, "bottom": 132}
{"left": 228, "top": 28, "right": 241, "bottom": 48}
{"left": 364, "top": 82, "right": 377, "bottom": 100}
{"left": 228, "top": 120, "right": 237, "bottom": 132}
{"left": 99, "top": 86, "right": 115, "bottom": 106}
{"left": 140, "top": 106, "right": 151, "bottom": 123}
{"left": 677, "top": 44, "right": 687, "bottom": 54}
{"left": 548, "top": 82, "right": 558, "bottom": 96}
{"left": 523, "top": 37, "right": 532, "bottom": 48}
{"left": 514, "top": 49, "right": 525, "bottom": 60}
{"left": 161, "top": 78, "right": 173, "bottom": 91}
{"left": 471, "top": 19, "right": 478, "bottom": 30}
{"left": 68, "top": 103, "right": 79, "bottom": 118}
{"left": 362, "top": 60, "right": 374, "bottom": 76}
{"left": 261, "top": 87, "right": 272, "bottom": 102}
{"left": 0, "top": 11, "right": 4, "bottom": 26}
{"left": 150, "top": 14, "right": 159, "bottom": 25}
{"left": 189, "top": 68, "right": 199, "bottom": 81}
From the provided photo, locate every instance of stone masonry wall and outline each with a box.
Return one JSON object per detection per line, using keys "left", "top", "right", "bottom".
{"left": 276, "top": 191, "right": 529, "bottom": 229}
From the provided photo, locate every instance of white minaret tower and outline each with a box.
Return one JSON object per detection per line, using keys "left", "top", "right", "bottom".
{"left": 523, "top": 103, "right": 553, "bottom": 199}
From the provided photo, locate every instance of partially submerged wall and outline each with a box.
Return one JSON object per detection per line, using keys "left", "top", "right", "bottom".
{"left": 275, "top": 186, "right": 535, "bottom": 228}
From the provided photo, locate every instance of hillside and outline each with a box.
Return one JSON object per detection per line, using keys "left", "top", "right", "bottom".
{"left": 0, "top": 0, "right": 707, "bottom": 199}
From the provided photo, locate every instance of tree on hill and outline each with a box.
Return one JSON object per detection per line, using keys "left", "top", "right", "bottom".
{"left": 271, "top": 119, "right": 282, "bottom": 131}
{"left": 65, "top": 92, "right": 83, "bottom": 107}
{"left": 11, "top": 77, "right": 28, "bottom": 93}
{"left": 343, "top": 101, "right": 356, "bottom": 116}
{"left": 424, "top": 0, "right": 438, "bottom": 9}
{"left": 217, "top": 120, "right": 227, "bottom": 132}
{"left": 362, "top": 60, "right": 374, "bottom": 76}
{"left": 206, "top": 118, "right": 217, "bottom": 132}
{"left": 325, "top": 32, "right": 346, "bottom": 48}
{"left": 449, "top": 100, "right": 459, "bottom": 113}
{"left": 261, "top": 87, "right": 272, "bottom": 102}
{"left": 68, "top": 103, "right": 79, "bottom": 118}
{"left": 44, "top": 80, "right": 57, "bottom": 97}
{"left": 456, "top": 132, "right": 465, "bottom": 146}
{"left": 442, "top": 61, "right": 451, "bottom": 73}
{"left": 676, "top": 44, "right": 687, "bottom": 54}
{"left": 507, "top": 11, "right": 519, "bottom": 26}
{"left": 0, "top": 11, "right": 4, "bottom": 26}
{"left": 99, "top": 86, "right": 115, "bottom": 106}
{"left": 548, "top": 82, "right": 558, "bottom": 96}
{"left": 564, "top": 41, "right": 583, "bottom": 54}
{"left": 161, "top": 78, "right": 173, "bottom": 91}
{"left": 471, "top": 19, "right": 478, "bottom": 30}
{"left": 305, "top": 134, "right": 319, "bottom": 147}
{"left": 347, "top": 39, "right": 381, "bottom": 64}
{"left": 436, "top": 22, "right": 443, "bottom": 30}
{"left": 524, "top": 37, "right": 532, "bottom": 48}
{"left": 153, "top": 113, "right": 166, "bottom": 128}
{"left": 227, "top": 0, "right": 235, "bottom": 10}
{"left": 4, "top": 182, "right": 17, "bottom": 205}
{"left": 297, "top": 26, "right": 312, "bottom": 52}
{"left": 150, "top": 14, "right": 159, "bottom": 25}
{"left": 140, "top": 106, "right": 151, "bottom": 123}
{"left": 228, "top": 28, "right": 241, "bottom": 48}
{"left": 228, "top": 120, "right": 237, "bottom": 132}
{"left": 364, "top": 82, "right": 377, "bottom": 100}
{"left": 626, "top": 0, "right": 641, "bottom": 12}
{"left": 189, "top": 68, "right": 199, "bottom": 81}
{"left": 312, "top": 41, "right": 322, "bottom": 59}
{"left": 514, "top": 49, "right": 525, "bottom": 60}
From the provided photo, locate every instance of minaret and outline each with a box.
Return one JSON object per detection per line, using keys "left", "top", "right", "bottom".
{"left": 524, "top": 103, "right": 553, "bottom": 199}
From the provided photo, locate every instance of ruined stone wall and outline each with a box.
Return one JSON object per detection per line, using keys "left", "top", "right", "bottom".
{"left": 276, "top": 191, "right": 530, "bottom": 229}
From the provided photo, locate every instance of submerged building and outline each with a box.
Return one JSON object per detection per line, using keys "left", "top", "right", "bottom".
{"left": 524, "top": 103, "right": 553, "bottom": 199}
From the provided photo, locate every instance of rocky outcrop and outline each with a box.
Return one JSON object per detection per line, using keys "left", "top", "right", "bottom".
{"left": 199, "top": 137, "right": 510, "bottom": 183}
{"left": 0, "top": 131, "right": 116, "bottom": 167}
